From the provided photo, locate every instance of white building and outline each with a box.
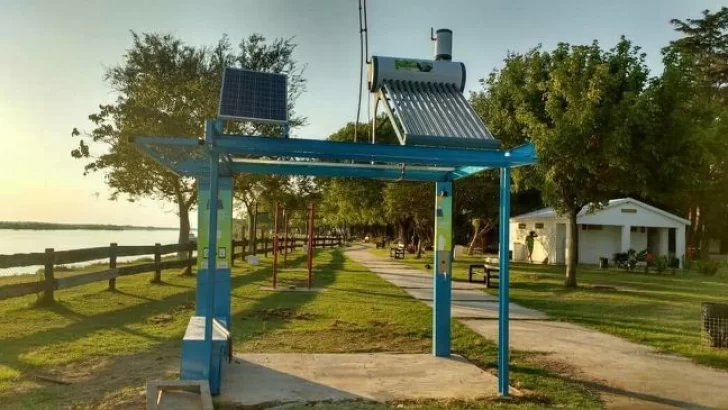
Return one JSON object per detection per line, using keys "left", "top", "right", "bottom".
{"left": 509, "top": 198, "right": 689, "bottom": 267}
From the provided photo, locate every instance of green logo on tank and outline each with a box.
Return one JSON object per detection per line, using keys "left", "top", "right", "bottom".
{"left": 395, "top": 60, "right": 433, "bottom": 72}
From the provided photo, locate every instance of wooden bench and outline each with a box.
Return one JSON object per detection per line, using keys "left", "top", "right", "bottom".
{"left": 468, "top": 263, "right": 499, "bottom": 288}
{"left": 390, "top": 246, "right": 405, "bottom": 259}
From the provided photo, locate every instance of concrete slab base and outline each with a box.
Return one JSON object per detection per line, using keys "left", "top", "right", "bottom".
{"left": 259, "top": 286, "right": 327, "bottom": 293}
{"left": 146, "top": 380, "right": 213, "bottom": 410}
{"left": 219, "top": 353, "right": 501, "bottom": 407}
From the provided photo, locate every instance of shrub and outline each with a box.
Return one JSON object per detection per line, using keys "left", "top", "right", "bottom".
{"left": 694, "top": 259, "right": 721, "bottom": 276}
{"left": 654, "top": 255, "right": 668, "bottom": 274}
{"left": 613, "top": 252, "right": 628, "bottom": 265}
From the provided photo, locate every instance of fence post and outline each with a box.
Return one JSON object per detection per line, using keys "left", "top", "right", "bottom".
{"left": 41, "top": 248, "right": 55, "bottom": 304}
{"left": 109, "top": 243, "right": 117, "bottom": 291}
{"left": 152, "top": 243, "right": 162, "bottom": 283}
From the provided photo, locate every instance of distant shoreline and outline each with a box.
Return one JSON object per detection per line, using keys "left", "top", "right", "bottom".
{"left": 0, "top": 221, "right": 178, "bottom": 231}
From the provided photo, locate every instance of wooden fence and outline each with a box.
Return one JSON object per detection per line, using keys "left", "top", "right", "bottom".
{"left": 0, "top": 235, "right": 342, "bottom": 304}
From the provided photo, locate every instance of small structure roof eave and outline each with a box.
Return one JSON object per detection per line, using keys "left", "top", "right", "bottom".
{"left": 510, "top": 197, "right": 690, "bottom": 226}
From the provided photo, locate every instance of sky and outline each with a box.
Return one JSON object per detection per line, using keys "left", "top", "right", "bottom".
{"left": 0, "top": 0, "right": 722, "bottom": 229}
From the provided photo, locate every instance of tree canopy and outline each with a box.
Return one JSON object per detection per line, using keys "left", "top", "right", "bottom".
{"left": 473, "top": 37, "right": 650, "bottom": 286}
{"left": 72, "top": 32, "right": 306, "bottom": 246}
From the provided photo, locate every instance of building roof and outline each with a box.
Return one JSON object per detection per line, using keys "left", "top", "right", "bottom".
{"left": 511, "top": 197, "right": 690, "bottom": 225}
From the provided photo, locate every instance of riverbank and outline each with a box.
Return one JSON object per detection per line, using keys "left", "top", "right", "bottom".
{"left": 0, "top": 221, "right": 177, "bottom": 231}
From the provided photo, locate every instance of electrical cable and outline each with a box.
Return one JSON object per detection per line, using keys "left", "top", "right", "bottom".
{"left": 354, "top": 0, "right": 365, "bottom": 143}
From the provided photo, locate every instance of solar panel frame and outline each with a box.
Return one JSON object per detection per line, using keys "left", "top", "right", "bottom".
{"left": 218, "top": 68, "right": 289, "bottom": 125}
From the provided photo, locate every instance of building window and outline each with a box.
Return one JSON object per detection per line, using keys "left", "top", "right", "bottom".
{"left": 621, "top": 208, "right": 637, "bottom": 214}
{"left": 630, "top": 226, "right": 646, "bottom": 233}
{"left": 581, "top": 224, "right": 602, "bottom": 230}
{"left": 518, "top": 223, "right": 526, "bottom": 229}
{"left": 535, "top": 223, "right": 544, "bottom": 229}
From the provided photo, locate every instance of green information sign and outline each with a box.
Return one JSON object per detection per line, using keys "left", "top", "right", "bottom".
{"left": 197, "top": 177, "right": 233, "bottom": 270}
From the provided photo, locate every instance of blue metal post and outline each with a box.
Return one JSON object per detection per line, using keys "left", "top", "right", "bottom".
{"left": 498, "top": 167, "right": 511, "bottom": 396}
{"left": 203, "top": 120, "right": 220, "bottom": 382}
{"left": 433, "top": 181, "right": 453, "bottom": 357}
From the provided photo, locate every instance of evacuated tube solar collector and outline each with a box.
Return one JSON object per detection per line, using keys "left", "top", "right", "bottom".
{"left": 369, "top": 29, "right": 498, "bottom": 149}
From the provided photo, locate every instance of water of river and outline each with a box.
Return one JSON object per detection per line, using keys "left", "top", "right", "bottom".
{"left": 0, "top": 229, "right": 189, "bottom": 276}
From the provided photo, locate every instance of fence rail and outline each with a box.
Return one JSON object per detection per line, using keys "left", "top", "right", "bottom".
{"left": 0, "top": 235, "right": 342, "bottom": 303}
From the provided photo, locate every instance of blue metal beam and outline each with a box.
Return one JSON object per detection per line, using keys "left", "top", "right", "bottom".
{"left": 215, "top": 135, "right": 514, "bottom": 167}
{"left": 448, "top": 166, "right": 493, "bottom": 180}
{"left": 231, "top": 161, "right": 449, "bottom": 181}
{"left": 507, "top": 142, "right": 537, "bottom": 160}
{"left": 167, "top": 159, "right": 452, "bottom": 181}
{"left": 135, "top": 143, "right": 186, "bottom": 177}
{"left": 449, "top": 143, "right": 537, "bottom": 181}
{"left": 134, "top": 137, "right": 536, "bottom": 179}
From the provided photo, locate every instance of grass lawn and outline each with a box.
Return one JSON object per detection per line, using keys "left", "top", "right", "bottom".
{"left": 0, "top": 248, "right": 601, "bottom": 409}
{"left": 372, "top": 248, "right": 728, "bottom": 371}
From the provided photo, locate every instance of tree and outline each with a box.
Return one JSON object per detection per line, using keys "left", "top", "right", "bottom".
{"left": 664, "top": 8, "right": 728, "bottom": 255}
{"left": 72, "top": 33, "right": 306, "bottom": 248}
{"left": 318, "top": 120, "right": 398, "bottom": 236}
{"left": 474, "top": 38, "right": 650, "bottom": 287}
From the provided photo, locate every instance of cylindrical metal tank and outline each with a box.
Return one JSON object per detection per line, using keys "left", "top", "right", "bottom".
{"left": 367, "top": 56, "right": 466, "bottom": 92}
{"left": 434, "top": 28, "right": 452, "bottom": 61}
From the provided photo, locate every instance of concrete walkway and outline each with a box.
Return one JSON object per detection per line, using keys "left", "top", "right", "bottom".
{"left": 347, "top": 246, "right": 728, "bottom": 410}
{"left": 219, "top": 353, "right": 500, "bottom": 406}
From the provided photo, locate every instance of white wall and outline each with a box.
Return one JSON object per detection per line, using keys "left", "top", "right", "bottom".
{"left": 578, "top": 225, "right": 621, "bottom": 264}
{"left": 510, "top": 220, "right": 558, "bottom": 263}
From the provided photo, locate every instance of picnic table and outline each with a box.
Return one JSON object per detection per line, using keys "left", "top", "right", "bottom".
{"left": 468, "top": 257, "right": 499, "bottom": 288}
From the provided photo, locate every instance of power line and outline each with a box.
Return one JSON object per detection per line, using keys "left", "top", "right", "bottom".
{"left": 354, "top": 0, "right": 369, "bottom": 143}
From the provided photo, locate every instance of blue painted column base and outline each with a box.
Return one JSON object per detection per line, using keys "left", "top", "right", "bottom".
{"left": 433, "top": 181, "right": 453, "bottom": 357}
{"left": 498, "top": 167, "right": 511, "bottom": 396}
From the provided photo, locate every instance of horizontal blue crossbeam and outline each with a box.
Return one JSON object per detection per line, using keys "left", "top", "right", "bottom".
{"left": 449, "top": 143, "right": 537, "bottom": 180}
{"left": 215, "top": 135, "right": 515, "bottom": 167}
{"left": 231, "top": 160, "right": 450, "bottom": 181}
{"left": 132, "top": 136, "right": 537, "bottom": 181}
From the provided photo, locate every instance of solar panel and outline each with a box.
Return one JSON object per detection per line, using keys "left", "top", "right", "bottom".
{"left": 218, "top": 68, "right": 288, "bottom": 124}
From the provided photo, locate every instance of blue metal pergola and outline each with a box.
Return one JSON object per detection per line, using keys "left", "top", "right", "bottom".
{"left": 134, "top": 118, "right": 536, "bottom": 397}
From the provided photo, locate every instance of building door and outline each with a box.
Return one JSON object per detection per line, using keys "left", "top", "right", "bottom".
{"left": 555, "top": 223, "right": 566, "bottom": 264}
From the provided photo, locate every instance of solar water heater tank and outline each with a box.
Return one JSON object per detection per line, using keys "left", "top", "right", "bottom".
{"left": 367, "top": 56, "right": 465, "bottom": 92}
{"left": 367, "top": 28, "right": 498, "bottom": 149}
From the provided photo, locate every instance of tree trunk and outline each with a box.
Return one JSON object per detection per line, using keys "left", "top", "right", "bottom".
{"left": 700, "top": 221, "right": 710, "bottom": 259}
{"left": 565, "top": 209, "right": 578, "bottom": 288}
{"left": 397, "top": 217, "right": 410, "bottom": 246}
{"left": 174, "top": 183, "right": 193, "bottom": 259}
{"left": 467, "top": 225, "right": 478, "bottom": 255}
{"left": 177, "top": 202, "right": 191, "bottom": 259}
{"left": 688, "top": 205, "right": 697, "bottom": 248}
{"left": 247, "top": 206, "right": 256, "bottom": 255}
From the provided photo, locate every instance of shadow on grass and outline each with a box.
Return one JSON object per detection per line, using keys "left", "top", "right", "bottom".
{"left": 231, "top": 249, "right": 341, "bottom": 343}
{"left": 0, "top": 257, "right": 286, "bottom": 381}
{"left": 514, "top": 364, "right": 712, "bottom": 410}
{"left": 0, "top": 250, "right": 347, "bottom": 408}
